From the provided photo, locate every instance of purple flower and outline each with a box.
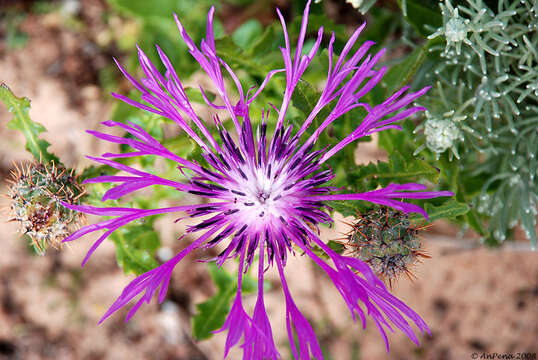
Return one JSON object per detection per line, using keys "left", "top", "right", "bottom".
{"left": 63, "top": 1, "right": 453, "bottom": 358}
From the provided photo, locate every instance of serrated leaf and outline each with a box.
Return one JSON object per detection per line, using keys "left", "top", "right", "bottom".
{"left": 347, "top": 151, "right": 439, "bottom": 189}
{"left": 110, "top": 221, "right": 160, "bottom": 275}
{"left": 1, "top": 84, "right": 59, "bottom": 163}
{"left": 389, "top": 151, "right": 406, "bottom": 172}
{"left": 291, "top": 80, "right": 320, "bottom": 117}
{"left": 186, "top": 140, "right": 206, "bottom": 166}
{"left": 409, "top": 200, "right": 469, "bottom": 222}
{"left": 377, "top": 119, "right": 418, "bottom": 158}
{"left": 398, "top": 158, "right": 440, "bottom": 183}
{"left": 291, "top": 81, "right": 326, "bottom": 130}
{"left": 192, "top": 282, "right": 234, "bottom": 340}
{"left": 291, "top": 79, "right": 360, "bottom": 175}
{"left": 292, "top": 78, "right": 360, "bottom": 149}
{"left": 345, "top": 164, "right": 379, "bottom": 193}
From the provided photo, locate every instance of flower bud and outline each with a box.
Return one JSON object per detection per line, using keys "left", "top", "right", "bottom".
{"left": 7, "top": 161, "right": 85, "bottom": 255}
{"left": 345, "top": 207, "right": 429, "bottom": 285}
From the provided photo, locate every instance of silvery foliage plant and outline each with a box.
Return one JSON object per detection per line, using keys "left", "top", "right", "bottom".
{"left": 414, "top": 0, "right": 537, "bottom": 248}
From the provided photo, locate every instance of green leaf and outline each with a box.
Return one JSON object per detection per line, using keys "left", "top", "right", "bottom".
{"left": 192, "top": 267, "right": 234, "bottom": 340}
{"left": 344, "top": 151, "right": 439, "bottom": 191}
{"left": 409, "top": 200, "right": 469, "bottom": 222}
{"left": 466, "top": 208, "right": 487, "bottom": 236}
{"left": 246, "top": 23, "right": 279, "bottom": 58}
{"left": 215, "top": 37, "right": 272, "bottom": 77}
{"left": 79, "top": 164, "right": 118, "bottom": 183}
{"left": 311, "top": 240, "right": 346, "bottom": 260}
{"left": 327, "top": 240, "right": 345, "bottom": 254}
{"left": 397, "top": 0, "right": 442, "bottom": 38}
{"left": 291, "top": 80, "right": 321, "bottom": 118}
{"left": 110, "top": 95, "right": 141, "bottom": 123}
{"left": 184, "top": 87, "right": 216, "bottom": 104}
{"left": 192, "top": 262, "right": 258, "bottom": 340}
{"left": 344, "top": 163, "right": 380, "bottom": 193}
{"left": 329, "top": 200, "right": 372, "bottom": 218}
{"left": 356, "top": 7, "right": 400, "bottom": 50}
{"left": 291, "top": 80, "right": 339, "bottom": 148}
{"left": 382, "top": 39, "right": 434, "bottom": 96}
{"left": 292, "top": 80, "right": 319, "bottom": 113}
{"left": 232, "top": 19, "right": 263, "bottom": 50}
{"left": 290, "top": 80, "right": 359, "bottom": 174}
{"left": 378, "top": 153, "right": 440, "bottom": 186}
{"left": 0, "top": 83, "right": 59, "bottom": 163}
{"left": 110, "top": 221, "right": 160, "bottom": 275}
{"left": 162, "top": 135, "right": 197, "bottom": 159}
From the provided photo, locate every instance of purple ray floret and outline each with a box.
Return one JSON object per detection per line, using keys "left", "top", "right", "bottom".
{"left": 63, "top": 1, "right": 453, "bottom": 358}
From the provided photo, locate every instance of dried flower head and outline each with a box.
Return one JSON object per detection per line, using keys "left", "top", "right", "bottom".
{"left": 6, "top": 161, "right": 85, "bottom": 255}
{"left": 61, "top": 2, "right": 452, "bottom": 358}
{"left": 344, "top": 207, "right": 429, "bottom": 287}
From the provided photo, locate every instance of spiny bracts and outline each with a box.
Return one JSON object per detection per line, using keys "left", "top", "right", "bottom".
{"left": 344, "top": 207, "right": 429, "bottom": 285}
{"left": 6, "top": 161, "right": 85, "bottom": 255}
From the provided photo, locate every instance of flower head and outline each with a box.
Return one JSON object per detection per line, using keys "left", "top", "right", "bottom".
{"left": 345, "top": 207, "right": 430, "bottom": 286}
{"left": 424, "top": 117, "right": 462, "bottom": 154}
{"left": 63, "top": 1, "right": 452, "bottom": 358}
{"left": 7, "top": 161, "right": 85, "bottom": 255}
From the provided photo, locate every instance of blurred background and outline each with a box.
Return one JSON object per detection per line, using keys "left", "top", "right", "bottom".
{"left": 0, "top": 0, "right": 536, "bottom": 359}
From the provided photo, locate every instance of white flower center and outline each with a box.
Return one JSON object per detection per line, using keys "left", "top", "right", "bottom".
{"left": 230, "top": 163, "right": 294, "bottom": 227}
{"left": 424, "top": 119, "right": 461, "bottom": 153}
{"left": 446, "top": 18, "right": 467, "bottom": 43}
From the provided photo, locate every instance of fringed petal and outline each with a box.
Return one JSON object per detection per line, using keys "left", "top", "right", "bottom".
{"left": 243, "top": 238, "right": 280, "bottom": 359}
{"left": 310, "top": 183, "right": 453, "bottom": 219}
{"left": 276, "top": 254, "right": 322, "bottom": 360}
{"left": 99, "top": 225, "right": 222, "bottom": 323}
